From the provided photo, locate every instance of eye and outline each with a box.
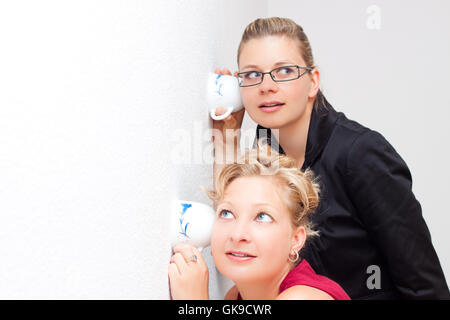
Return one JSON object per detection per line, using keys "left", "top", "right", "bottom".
{"left": 276, "top": 66, "right": 294, "bottom": 75}
{"left": 219, "top": 209, "right": 234, "bottom": 220}
{"left": 244, "top": 71, "right": 261, "bottom": 79}
{"left": 255, "top": 212, "right": 273, "bottom": 223}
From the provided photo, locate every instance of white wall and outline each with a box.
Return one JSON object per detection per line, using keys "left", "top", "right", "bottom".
{"left": 268, "top": 0, "right": 450, "bottom": 282}
{"left": 0, "top": 0, "right": 184, "bottom": 299}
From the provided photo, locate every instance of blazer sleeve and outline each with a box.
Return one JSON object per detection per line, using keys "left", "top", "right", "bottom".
{"left": 346, "top": 130, "right": 450, "bottom": 299}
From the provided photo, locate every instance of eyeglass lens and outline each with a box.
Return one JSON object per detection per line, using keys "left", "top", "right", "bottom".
{"left": 239, "top": 66, "right": 303, "bottom": 86}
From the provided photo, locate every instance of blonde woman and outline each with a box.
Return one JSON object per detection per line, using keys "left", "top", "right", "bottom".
{"left": 212, "top": 17, "right": 449, "bottom": 299}
{"left": 168, "top": 145, "right": 350, "bottom": 300}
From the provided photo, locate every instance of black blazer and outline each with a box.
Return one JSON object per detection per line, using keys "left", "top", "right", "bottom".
{"left": 255, "top": 96, "right": 449, "bottom": 299}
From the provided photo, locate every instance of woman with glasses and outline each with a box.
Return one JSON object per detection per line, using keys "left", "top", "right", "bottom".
{"left": 212, "top": 17, "right": 449, "bottom": 299}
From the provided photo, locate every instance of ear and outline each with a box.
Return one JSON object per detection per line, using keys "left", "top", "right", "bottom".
{"left": 291, "top": 226, "right": 307, "bottom": 253}
{"left": 308, "top": 69, "right": 321, "bottom": 99}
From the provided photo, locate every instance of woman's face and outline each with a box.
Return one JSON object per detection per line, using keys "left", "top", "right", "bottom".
{"left": 211, "top": 176, "right": 305, "bottom": 284}
{"left": 238, "top": 35, "right": 320, "bottom": 129}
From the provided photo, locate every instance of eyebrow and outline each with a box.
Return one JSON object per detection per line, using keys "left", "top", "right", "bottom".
{"left": 252, "top": 203, "right": 276, "bottom": 210}
{"left": 218, "top": 201, "right": 275, "bottom": 209}
{"left": 217, "top": 201, "right": 234, "bottom": 208}
{"left": 240, "top": 60, "right": 293, "bottom": 71}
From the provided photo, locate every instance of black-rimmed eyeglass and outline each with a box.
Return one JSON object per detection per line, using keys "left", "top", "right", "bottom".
{"left": 237, "top": 65, "right": 312, "bottom": 87}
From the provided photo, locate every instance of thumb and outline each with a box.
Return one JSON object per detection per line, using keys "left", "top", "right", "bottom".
{"left": 215, "top": 106, "right": 227, "bottom": 116}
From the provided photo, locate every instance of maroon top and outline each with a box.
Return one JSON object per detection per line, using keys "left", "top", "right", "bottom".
{"left": 237, "top": 259, "right": 351, "bottom": 300}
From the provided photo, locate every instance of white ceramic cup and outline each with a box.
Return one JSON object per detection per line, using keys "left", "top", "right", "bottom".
{"left": 206, "top": 72, "right": 243, "bottom": 120}
{"left": 170, "top": 200, "right": 216, "bottom": 250}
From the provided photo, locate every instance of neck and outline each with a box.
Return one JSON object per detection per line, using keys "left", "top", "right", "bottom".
{"left": 272, "top": 100, "right": 314, "bottom": 168}
{"left": 234, "top": 263, "right": 292, "bottom": 300}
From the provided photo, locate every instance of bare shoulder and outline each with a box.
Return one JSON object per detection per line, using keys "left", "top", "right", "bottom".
{"left": 276, "top": 285, "right": 334, "bottom": 300}
{"left": 224, "top": 285, "right": 238, "bottom": 300}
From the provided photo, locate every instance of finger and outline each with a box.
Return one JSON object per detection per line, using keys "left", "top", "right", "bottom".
{"left": 191, "top": 246, "right": 204, "bottom": 266}
{"left": 173, "top": 243, "right": 195, "bottom": 261}
{"left": 168, "top": 261, "right": 180, "bottom": 278}
{"left": 171, "top": 252, "right": 188, "bottom": 274}
{"left": 215, "top": 107, "right": 237, "bottom": 126}
{"left": 215, "top": 106, "right": 227, "bottom": 116}
{"left": 192, "top": 246, "right": 207, "bottom": 269}
{"left": 223, "top": 68, "right": 232, "bottom": 75}
{"left": 233, "top": 71, "right": 238, "bottom": 78}
{"left": 214, "top": 68, "right": 229, "bottom": 75}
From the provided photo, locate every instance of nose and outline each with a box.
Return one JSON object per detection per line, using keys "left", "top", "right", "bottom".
{"left": 229, "top": 219, "right": 251, "bottom": 243}
{"left": 258, "top": 73, "right": 279, "bottom": 94}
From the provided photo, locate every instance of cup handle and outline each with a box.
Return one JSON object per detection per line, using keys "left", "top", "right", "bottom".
{"left": 210, "top": 107, "right": 233, "bottom": 121}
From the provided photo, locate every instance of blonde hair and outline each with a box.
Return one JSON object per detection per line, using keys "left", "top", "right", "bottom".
{"left": 204, "top": 141, "right": 320, "bottom": 238}
{"left": 237, "top": 17, "right": 325, "bottom": 109}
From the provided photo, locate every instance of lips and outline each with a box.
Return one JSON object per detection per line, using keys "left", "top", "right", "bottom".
{"left": 259, "top": 101, "right": 285, "bottom": 108}
{"left": 226, "top": 250, "right": 257, "bottom": 262}
{"left": 226, "top": 251, "right": 256, "bottom": 257}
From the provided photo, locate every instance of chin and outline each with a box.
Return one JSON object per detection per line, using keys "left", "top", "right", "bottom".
{"left": 255, "top": 117, "right": 289, "bottom": 130}
{"left": 218, "top": 263, "right": 271, "bottom": 284}
{"left": 215, "top": 261, "right": 255, "bottom": 280}
{"left": 223, "top": 269, "right": 263, "bottom": 284}
{"left": 247, "top": 110, "right": 292, "bottom": 130}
